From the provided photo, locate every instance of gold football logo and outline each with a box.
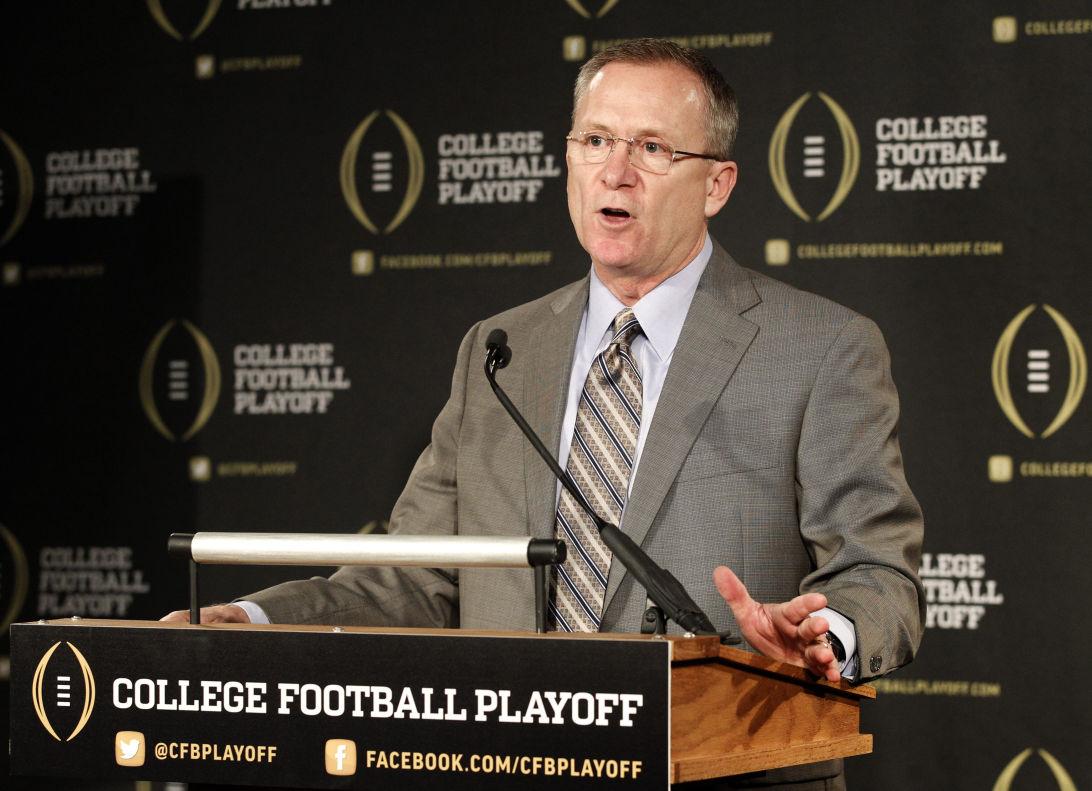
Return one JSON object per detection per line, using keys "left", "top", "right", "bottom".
{"left": 32, "top": 641, "right": 96, "bottom": 741}
{"left": 769, "top": 92, "right": 859, "bottom": 222}
{"left": 139, "top": 319, "right": 222, "bottom": 441}
{"left": 992, "top": 305, "right": 1086, "bottom": 438}
{"left": 565, "top": 0, "right": 620, "bottom": 18}
{"left": 993, "top": 748, "right": 1076, "bottom": 791}
{"left": 0, "top": 128, "right": 33, "bottom": 247}
{"left": 0, "top": 523, "right": 29, "bottom": 637}
{"left": 146, "top": 0, "right": 221, "bottom": 41}
{"left": 340, "top": 110, "right": 424, "bottom": 235}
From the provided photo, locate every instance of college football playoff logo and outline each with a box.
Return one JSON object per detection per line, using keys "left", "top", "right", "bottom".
{"left": 339, "top": 110, "right": 424, "bottom": 235}
{"left": 139, "top": 319, "right": 222, "bottom": 441}
{"left": 993, "top": 748, "right": 1076, "bottom": 791}
{"left": 769, "top": 92, "right": 860, "bottom": 222}
{"left": 992, "top": 305, "right": 1086, "bottom": 438}
{"left": 146, "top": 0, "right": 221, "bottom": 41}
{"left": 0, "top": 129, "right": 33, "bottom": 247}
{"left": 565, "top": 0, "right": 620, "bottom": 18}
{"left": 32, "top": 641, "right": 96, "bottom": 741}
{"left": 0, "top": 522, "right": 29, "bottom": 636}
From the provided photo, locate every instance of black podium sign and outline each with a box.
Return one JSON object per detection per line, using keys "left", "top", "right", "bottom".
{"left": 10, "top": 621, "right": 670, "bottom": 789}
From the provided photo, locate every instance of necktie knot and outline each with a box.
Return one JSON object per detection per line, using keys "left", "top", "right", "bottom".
{"left": 610, "top": 308, "right": 642, "bottom": 352}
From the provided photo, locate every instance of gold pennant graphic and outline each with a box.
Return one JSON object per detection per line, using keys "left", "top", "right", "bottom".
{"left": 146, "top": 0, "right": 221, "bottom": 41}
{"left": 992, "top": 304, "right": 1087, "bottom": 439}
{"left": 32, "top": 642, "right": 96, "bottom": 741}
{"left": 340, "top": 110, "right": 424, "bottom": 236}
{"left": 769, "top": 92, "right": 859, "bottom": 222}
{"left": 0, "top": 129, "right": 34, "bottom": 247}
{"left": 139, "top": 319, "right": 222, "bottom": 441}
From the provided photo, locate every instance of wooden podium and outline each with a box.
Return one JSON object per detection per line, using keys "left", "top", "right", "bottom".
{"left": 10, "top": 620, "right": 874, "bottom": 788}
{"left": 666, "top": 632, "right": 873, "bottom": 783}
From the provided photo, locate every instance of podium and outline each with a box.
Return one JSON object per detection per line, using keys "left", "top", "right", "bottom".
{"left": 10, "top": 619, "right": 873, "bottom": 788}
{"left": 668, "top": 631, "right": 873, "bottom": 782}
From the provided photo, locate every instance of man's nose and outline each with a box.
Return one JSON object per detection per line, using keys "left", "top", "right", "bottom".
{"left": 601, "top": 139, "right": 637, "bottom": 187}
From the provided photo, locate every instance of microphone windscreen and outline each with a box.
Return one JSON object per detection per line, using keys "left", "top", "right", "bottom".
{"left": 485, "top": 328, "right": 508, "bottom": 350}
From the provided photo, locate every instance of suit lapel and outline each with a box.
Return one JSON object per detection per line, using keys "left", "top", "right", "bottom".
{"left": 523, "top": 280, "right": 588, "bottom": 539}
{"left": 604, "top": 244, "right": 761, "bottom": 609}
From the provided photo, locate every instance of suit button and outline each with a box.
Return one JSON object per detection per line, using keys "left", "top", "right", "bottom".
{"left": 870, "top": 655, "right": 882, "bottom": 673}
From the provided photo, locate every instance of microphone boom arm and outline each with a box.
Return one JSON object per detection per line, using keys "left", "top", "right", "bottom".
{"left": 485, "top": 332, "right": 735, "bottom": 640}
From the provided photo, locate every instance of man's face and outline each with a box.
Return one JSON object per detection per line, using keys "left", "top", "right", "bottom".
{"left": 566, "top": 61, "right": 734, "bottom": 288}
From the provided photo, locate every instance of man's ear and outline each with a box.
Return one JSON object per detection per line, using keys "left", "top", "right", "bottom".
{"left": 705, "top": 160, "right": 738, "bottom": 218}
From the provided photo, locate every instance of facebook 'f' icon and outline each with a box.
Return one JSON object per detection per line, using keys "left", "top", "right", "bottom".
{"left": 325, "top": 739, "right": 357, "bottom": 775}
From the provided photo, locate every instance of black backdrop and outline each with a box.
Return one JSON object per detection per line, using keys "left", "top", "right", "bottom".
{"left": 2, "top": 2, "right": 1089, "bottom": 789}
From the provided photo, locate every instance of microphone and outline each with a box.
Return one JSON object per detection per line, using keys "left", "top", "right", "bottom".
{"left": 483, "top": 328, "right": 733, "bottom": 640}
{"left": 485, "top": 329, "right": 512, "bottom": 372}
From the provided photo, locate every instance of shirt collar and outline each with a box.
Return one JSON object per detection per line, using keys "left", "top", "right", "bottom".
{"left": 586, "top": 232, "right": 713, "bottom": 361}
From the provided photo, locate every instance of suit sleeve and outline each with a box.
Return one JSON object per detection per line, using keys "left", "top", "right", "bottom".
{"left": 795, "top": 315, "right": 925, "bottom": 680}
{"left": 240, "top": 322, "right": 482, "bottom": 627}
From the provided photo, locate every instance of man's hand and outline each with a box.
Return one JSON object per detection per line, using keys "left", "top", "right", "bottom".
{"left": 160, "top": 604, "right": 251, "bottom": 624}
{"left": 713, "top": 565, "right": 841, "bottom": 682}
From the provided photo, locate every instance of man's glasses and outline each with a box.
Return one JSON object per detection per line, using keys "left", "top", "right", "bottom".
{"left": 565, "top": 130, "right": 721, "bottom": 175}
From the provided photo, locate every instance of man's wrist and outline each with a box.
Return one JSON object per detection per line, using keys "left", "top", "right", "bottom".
{"left": 233, "top": 600, "right": 270, "bottom": 624}
{"left": 824, "top": 630, "right": 846, "bottom": 664}
{"left": 811, "top": 606, "right": 858, "bottom": 678}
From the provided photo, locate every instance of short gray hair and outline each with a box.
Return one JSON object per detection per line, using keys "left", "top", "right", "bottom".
{"left": 573, "top": 38, "right": 739, "bottom": 160}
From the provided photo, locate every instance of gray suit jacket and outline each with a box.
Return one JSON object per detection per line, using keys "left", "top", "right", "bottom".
{"left": 248, "top": 238, "right": 924, "bottom": 679}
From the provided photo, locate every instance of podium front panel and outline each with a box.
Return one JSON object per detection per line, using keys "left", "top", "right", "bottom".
{"left": 10, "top": 621, "right": 671, "bottom": 789}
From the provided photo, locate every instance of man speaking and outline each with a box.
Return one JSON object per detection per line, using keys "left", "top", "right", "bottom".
{"left": 166, "top": 39, "right": 924, "bottom": 789}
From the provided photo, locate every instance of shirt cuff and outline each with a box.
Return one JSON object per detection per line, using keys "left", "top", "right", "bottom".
{"left": 233, "top": 600, "right": 271, "bottom": 624}
{"left": 811, "top": 606, "right": 858, "bottom": 679}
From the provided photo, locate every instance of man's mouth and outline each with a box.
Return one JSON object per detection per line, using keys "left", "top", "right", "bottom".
{"left": 600, "top": 207, "right": 631, "bottom": 218}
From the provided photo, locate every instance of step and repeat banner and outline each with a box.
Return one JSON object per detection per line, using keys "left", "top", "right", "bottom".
{"left": 1, "top": 2, "right": 1088, "bottom": 789}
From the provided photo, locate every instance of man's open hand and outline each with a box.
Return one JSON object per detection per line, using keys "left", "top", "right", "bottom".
{"left": 713, "top": 565, "right": 841, "bottom": 682}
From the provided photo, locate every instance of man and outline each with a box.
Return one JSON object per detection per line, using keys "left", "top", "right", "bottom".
{"left": 166, "top": 39, "right": 924, "bottom": 789}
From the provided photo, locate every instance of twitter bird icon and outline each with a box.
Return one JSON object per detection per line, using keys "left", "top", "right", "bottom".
{"left": 115, "top": 731, "right": 145, "bottom": 766}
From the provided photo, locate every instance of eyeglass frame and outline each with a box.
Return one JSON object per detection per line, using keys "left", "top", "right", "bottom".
{"left": 565, "top": 129, "right": 723, "bottom": 174}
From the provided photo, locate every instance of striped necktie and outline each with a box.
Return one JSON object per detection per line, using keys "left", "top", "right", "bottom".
{"left": 550, "top": 307, "right": 643, "bottom": 632}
